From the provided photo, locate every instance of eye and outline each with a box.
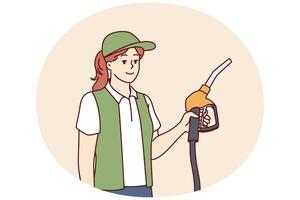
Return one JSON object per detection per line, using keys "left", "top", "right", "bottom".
{"left": 134, "top": 59, "right": 139, "bottom": 64}
{"left": 122, "top": 60, "right": 127, "bottom": 64}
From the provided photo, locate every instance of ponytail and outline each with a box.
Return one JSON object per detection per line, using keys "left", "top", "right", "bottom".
{"left": 91, "top": 50, "right": 109, "bottom": 91}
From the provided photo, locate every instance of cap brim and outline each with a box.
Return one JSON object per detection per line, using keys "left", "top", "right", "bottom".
{"left": 120, "top": 41, "right": 156, "bottom": 52}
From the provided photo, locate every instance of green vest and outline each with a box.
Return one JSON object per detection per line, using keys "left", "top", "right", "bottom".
{"left": 93, "top": 88, "right": 154, "bottom": 190}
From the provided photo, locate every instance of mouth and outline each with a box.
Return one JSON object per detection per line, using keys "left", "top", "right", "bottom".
{"left": 126, "top": 72, "right": 135, "bottom": 75}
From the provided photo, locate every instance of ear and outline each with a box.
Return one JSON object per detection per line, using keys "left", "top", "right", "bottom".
{"left": 106, "top": 62, "right": 112, "bottom": 71}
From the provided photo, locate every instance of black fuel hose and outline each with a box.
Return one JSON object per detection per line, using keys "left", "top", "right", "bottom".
{"left": 188, "top": 107, "right": 201, "bottom": 191}
{"left": 189, "top": 141, "right": 201, "bottom": 191}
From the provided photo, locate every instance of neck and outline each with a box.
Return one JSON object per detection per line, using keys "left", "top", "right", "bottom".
{"left": 110, "top": 75, "right": 131, "bottom": 98}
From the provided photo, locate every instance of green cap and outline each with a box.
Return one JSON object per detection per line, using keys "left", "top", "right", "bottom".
{"left": 102, "top": 31, "right": 156, "bottom": 57}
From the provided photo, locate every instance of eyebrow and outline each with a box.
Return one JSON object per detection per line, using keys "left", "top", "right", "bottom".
{"left": 120, "top": 53, "right": 139, "bottom": 57}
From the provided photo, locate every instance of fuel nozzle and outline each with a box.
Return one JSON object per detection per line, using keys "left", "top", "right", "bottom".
{"left": 185, "top": 58, "right": 232, "bottom": 141}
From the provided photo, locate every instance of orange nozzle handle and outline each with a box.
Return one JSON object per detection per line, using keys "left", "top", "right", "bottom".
{"left": 185, "top": 84, "right": 214, "bottom": 111}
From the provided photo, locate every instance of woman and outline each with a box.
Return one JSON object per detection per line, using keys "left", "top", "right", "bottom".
{"left": 76, "top": 31, "right": 209, "bottom": 197}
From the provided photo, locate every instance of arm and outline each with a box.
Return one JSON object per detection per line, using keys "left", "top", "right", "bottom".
{"left": 152, "top": 112, "right": 197, "bottom": 160}
{"left": 77, "top": 131, "right": 98, "bottom": 186}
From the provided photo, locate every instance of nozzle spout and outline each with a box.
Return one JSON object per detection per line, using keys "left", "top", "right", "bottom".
{"left": 205, "top": 58, "right": 232, "bottom": 87}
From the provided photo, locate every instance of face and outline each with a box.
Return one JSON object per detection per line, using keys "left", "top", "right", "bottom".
{"left": 107, "top": 48, "right": 141, "bottom": 84}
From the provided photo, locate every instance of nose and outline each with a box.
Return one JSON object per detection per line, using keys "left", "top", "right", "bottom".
{"left": 130, "top": 60, "right": 134, "bottom": 69}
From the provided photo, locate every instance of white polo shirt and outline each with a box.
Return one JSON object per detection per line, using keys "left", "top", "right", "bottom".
{"left": 76, "top": 83, "right": 161, "bottom": 186}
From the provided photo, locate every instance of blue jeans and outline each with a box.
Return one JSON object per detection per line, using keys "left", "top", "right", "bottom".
{"left": 107, "top": 185, "right": 153, "bottom": 197}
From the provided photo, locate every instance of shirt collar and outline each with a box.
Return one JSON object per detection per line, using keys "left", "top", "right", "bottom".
{"left": 106, "top": 82, "right": 137, "bottom": 103}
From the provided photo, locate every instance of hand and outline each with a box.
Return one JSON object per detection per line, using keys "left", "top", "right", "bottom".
{"left": 179, "top": 111, "right": 198, "bottom": 133}
{"left": 198, "top": 108, "right": 211, "bottom": 130}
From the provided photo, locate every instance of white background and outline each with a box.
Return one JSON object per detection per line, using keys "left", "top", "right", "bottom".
{"left": 0, "top": 0, "right": 299, "bottom": 199}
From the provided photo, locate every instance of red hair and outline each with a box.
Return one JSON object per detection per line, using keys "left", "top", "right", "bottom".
{"left": 91, "top": 47, "right": 144, "bottom": 91}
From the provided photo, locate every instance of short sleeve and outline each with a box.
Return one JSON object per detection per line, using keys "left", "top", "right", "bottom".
{"left": 144, "top": 95, "right": 161, "bottom": 131}
{"left": 76, "top": 92, "right": 100, "bottom": 135}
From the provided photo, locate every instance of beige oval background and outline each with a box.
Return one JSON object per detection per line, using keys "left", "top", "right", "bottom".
{"left": 37, "top": 3, "right": 263, "bottom": 197}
